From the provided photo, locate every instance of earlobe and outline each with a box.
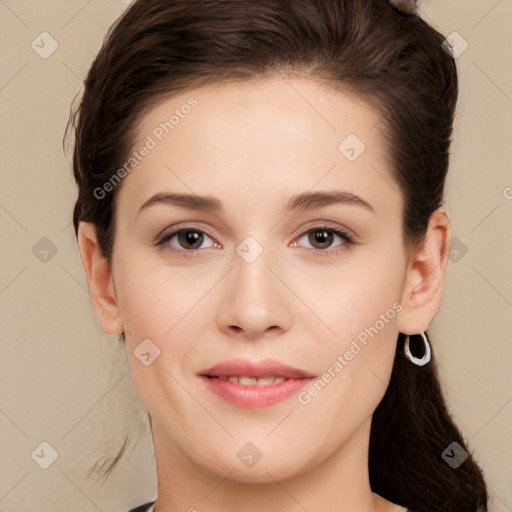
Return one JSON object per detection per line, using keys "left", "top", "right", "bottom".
{"left": 397, "top": 209, "right": 451, "bottom": 335}
{"left": 77, "top": 222, "right": 124, "bottom": 336}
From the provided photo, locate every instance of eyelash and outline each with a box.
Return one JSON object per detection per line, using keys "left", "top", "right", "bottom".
{"left": 155, "top": 225, "right": 356, "bottom": 258}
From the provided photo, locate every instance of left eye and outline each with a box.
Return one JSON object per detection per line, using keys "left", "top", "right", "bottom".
{"left": 294, "top": 227, "right": 354, "bottom": 251}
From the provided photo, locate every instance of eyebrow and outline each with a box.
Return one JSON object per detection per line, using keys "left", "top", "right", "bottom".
{"left": 138, "top": 192, "right": 222, "bottom": 215}
{"left": 285, "top": 190, "right": 375, "bottom": 214}
{"left": 137, "top": 190, "right": 376, "bottom": 216}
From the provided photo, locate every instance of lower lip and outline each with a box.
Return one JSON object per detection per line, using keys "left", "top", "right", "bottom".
{"left": 200, "top": 376, "right": 314, "bottom": 409}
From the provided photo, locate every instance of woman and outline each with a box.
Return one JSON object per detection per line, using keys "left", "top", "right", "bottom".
{"left": 67, "top": 0, "right": 488, "bottom": 510}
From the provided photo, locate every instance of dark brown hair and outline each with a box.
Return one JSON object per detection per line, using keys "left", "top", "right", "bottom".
{"left": 65, "top": 0, "right": 488, "bottom": 510}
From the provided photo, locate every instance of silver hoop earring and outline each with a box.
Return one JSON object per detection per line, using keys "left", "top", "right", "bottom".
{"left": 403, "top": 332, "right": 432, "bottom": 367}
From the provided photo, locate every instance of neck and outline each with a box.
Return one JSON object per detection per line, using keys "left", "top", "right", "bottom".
{"left": 150, "top": 416, "right": 397, "bottom": 512}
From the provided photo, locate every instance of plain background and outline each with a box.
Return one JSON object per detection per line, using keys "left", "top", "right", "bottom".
{"left": 0, "top": 0, "right": 510, "bottom": 510}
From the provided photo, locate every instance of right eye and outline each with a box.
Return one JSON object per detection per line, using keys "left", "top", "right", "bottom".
{"left": 156, "top": 227, "right": 221, "bottom": 256}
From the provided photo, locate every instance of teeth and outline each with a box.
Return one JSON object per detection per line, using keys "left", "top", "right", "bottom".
{"left": 239, "top": 376, "right": 259, "bottom": 386}
{"left": 216, "top": 376, "right": 288, "bottom": 386}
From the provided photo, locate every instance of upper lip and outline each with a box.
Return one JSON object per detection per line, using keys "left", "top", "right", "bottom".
{"left": 200, "top": 358, "right": 315, "bottom": 379}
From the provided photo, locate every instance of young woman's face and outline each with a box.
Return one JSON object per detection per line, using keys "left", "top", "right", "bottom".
{"left": 110, "top": 77, "right": 412, "bottom": 482}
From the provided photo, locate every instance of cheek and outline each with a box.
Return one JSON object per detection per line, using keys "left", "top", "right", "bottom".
{"left": 292, "top": 249, "right": 403, "bottom": 410}
{"left": 113, "top": 255, "right": 215, "bottom": 388}
{"left": 113, "top": 252, "right": 213, "bottom": 340}
{"left": 287, "top": 247, "right": 404, "bottom": 340}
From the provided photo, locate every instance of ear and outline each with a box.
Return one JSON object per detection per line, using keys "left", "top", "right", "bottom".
{"left": 397, "top": 208, "right": 451, "bottom": 335}
{"left": 77, "top": 221, "right": 124, "bottom": 335}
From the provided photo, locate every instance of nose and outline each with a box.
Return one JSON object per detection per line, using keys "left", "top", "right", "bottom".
{"left": 215, "top": 244, "right": 293, "bottom": 339}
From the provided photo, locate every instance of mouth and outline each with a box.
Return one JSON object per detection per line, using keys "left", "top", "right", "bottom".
{"left": 200, "top": 357, "right": 315, "bottom": 380}
{"left": 199, "top": 359, "right": 315, "bottom": 409}
{"left": 202, "top": 375, "right": 289, "bottom": 386}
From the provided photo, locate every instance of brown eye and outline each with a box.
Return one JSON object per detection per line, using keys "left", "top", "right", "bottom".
{"left": 293, "top": 226, "right": 355, "bottom": 255}
{"left": 157, "top": 227, "right": 218, "bottom": 254}
{"left": 177, "top": 229, "right": 204, "bottom": 250}
{"left": 308, "top": 229, "right": 334, "bottom": 249}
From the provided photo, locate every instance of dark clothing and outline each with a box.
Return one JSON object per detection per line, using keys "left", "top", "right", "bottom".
{"left": 128, "top": 501, "right": 155, "bottom": 512}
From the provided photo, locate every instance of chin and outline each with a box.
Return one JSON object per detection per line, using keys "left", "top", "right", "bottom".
{"left": 197, "top": 448, "right": 311, "bottom": 484}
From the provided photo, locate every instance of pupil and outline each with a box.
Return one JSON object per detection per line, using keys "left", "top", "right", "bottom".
{"left": 310, "top": 229, "right": 332, "bottom": 248}
{"left": 180, "top": 230, "right": 202, "bottom": 249}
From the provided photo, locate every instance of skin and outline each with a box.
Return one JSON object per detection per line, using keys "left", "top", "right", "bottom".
{"left": 77, "top": 77, "right": 450, "bottom": 512}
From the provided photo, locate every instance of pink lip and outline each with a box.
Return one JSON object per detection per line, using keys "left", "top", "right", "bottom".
{"left": 199, "top": 358, "right": 315, "bottom": 409}
{"left": 201, "top": 358, "right": 315, "bottom": 379}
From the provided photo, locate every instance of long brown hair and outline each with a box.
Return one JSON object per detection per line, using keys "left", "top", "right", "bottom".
{"left": 65, "top": 0, "right": 488, "bottom": 510}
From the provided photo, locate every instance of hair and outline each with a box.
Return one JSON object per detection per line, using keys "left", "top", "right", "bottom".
{"left": 64, "top": 0, "right": 488, "bottom": 510}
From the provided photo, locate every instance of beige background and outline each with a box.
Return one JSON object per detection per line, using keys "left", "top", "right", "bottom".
{"left": 0, "top": 1, "right": 510, "bottom": 510}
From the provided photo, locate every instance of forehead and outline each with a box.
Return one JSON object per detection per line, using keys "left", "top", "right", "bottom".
{"left": 115, "top": 76, "right": 397, "bottom": 222}
{"left": 135, "top": 76, "right": 383, "bottom": 153}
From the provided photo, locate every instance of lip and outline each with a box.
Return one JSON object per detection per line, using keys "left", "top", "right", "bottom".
{"left": 200, "top": 358, "right": 315, "bottom": 379}
{"left": 199, "top": 358, "right": 315, "bottom": 409}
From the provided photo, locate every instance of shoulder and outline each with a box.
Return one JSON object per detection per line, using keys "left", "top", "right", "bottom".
{"left": 125, "top": 501, "right": 156, "bottom": 512}
{"left": 122, "top": 501, "right": 408, "bottom": 512}
{"left": 122, "top": 501, "right": 409, "bottom": 512}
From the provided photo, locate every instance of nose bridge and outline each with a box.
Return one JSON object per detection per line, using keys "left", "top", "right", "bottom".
{"left": 215, "top": 235, "right": 292, "bottom": 337}
{"left": 234, "top": 237, "right": 272, "bottom": 296}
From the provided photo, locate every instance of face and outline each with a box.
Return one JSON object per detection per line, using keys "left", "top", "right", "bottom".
{"left": 106, "top": 77, "right": 412, "bottom": 482}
